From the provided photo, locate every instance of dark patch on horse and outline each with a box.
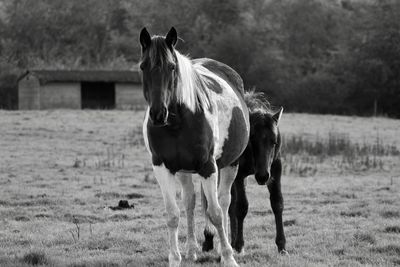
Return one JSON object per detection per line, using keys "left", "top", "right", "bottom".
{"left": 148, "top": 103, "right": 215, "bottom": 176}
{"left": 194, "top": 58, "right": 249, "bottom": 127}
{"left": 198, "top": 160, "right": 216, "bottom": 179}
{"left": 193, "top": 58, "right": 245, "bottom": 96}
{"left": 201, "top": 75, "right": 223, "bottom": 94}
{"left": 217, "top": 107, "right": 248, "bottom": 168}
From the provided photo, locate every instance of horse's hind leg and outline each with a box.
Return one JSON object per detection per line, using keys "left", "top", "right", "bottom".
{"left": 177, "top": 173, "right": 198, "bottom": 261}
{"left": 232, "top": 175, "right": 248, "bottom": 254}
{"left": 200, "top": 161, "right": 238, "bottom": 267}
{"left": 153, "top": 164, "right": 181, "bottom": 267}
{"left": 201, "top": 185, "right": 215, "bottom": 252}
{"left": 268, "top": 159, "right": 288, "bottom": 255}
{"left": 219, "top": 165, "right": 238, "bottom": 239}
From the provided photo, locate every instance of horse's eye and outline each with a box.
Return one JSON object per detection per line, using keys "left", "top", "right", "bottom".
{"left": 169, "top": 64, "right": 176, "bottom": 71}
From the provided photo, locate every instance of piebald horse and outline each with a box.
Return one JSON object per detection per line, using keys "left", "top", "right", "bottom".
{"left": 140, "top": 27, "right": 249, "bottom": 267}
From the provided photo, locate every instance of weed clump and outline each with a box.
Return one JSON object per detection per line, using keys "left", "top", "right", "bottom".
{"left": 353, "top": 232, "right": 376, "bottom": 245}
{"left": 371, "top": 245, "right": 400, "bottom": 256}
{"left": 21, "top": 251, "right": 48, "bottom": 265}
{"left": 380, "top": 211, "right": 400, "bottom": 218}
{"left": 384, "top": 226, "right": 400, "bottom": 233}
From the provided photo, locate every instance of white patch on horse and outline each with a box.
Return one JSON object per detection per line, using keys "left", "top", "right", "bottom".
{"left": 196, "top": 65, "right": 242, "bottom": 159}
{"left": 143, "top": 107, "right": 150, "bottom": 153}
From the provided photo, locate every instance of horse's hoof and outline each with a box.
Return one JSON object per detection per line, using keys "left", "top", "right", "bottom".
{"left": 168, "top": 253, "right": 181, "bottom": 267}
{"left": 186, "top": 252, "right": 197, "bottom": 261}
{"left": 202, "top": 240, "right": 214, "bottom": 252}
{"left": 185, "top": 240, "right": 199, "bottom": 261}
{"left": 279, "top": 249, "right": 289, "bottom": 256}
{"left": 168, "top": 259, "right": 181, "bottom": 267}
{"left": 185, "top": 247, "right": 198, "bottom": 261}
{"left": 232, "top": 243, "right": 244, "bottom": 255}
{"left": 221, "top": 256, "right": 239, "bottom": 267}
{"left": 202, "top": 231, "right": 214, "bottom": 252}
{"left": 235, "top": 248, "right": 245, "bottom": 257}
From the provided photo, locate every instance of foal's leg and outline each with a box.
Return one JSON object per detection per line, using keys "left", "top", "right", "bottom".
{"left": 232, "top": 175, "right": 248, "bottom": 254}
{"left": 201, "top": 161, "right": 238, "bottom": 267}
{"left": 177, "top": 173, "right": 199, "bottom": 261}
{"left": 228, "top": 181, "right": 238, "bottom": 249}
{"left": 153, "top": 164, "right": 181, "bottom": 267}
{"left": 268, "top": 159, "right": 288, "bottom": 255}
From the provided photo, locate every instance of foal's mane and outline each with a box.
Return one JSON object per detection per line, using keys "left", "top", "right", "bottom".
{"left": 147, "top": 36, "right": 211, "bottom": 113}
{"left": 244, "top": 90, "right": 275, "bottom": 116}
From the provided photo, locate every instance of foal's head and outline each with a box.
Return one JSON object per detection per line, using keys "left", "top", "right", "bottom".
{"left": 246, "top": 92, "right": 283, "bottom": 185}
{"left": 139, "top": 27, "right": 178, "bottom": 126}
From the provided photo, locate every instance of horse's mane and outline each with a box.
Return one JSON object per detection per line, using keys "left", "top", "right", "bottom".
{"left": 175, "top": 51, "right": 212, "bottom": 113}
{"left": 147, "top": 36, "right": 211, "bottom": 113}
{"left": 244, "top": 90, "right": 275, "bottom": 115}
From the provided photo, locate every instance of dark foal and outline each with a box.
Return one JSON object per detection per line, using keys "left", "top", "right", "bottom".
{"left": 231, "top": 92, "right": 287, "bottom": 254}
{"left": 202, "top": 92, "right": 288, "bottom": 255}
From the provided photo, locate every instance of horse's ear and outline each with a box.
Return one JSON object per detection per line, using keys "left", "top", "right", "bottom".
{"left": 165, "top": 27, "right": 178, "bottom": 48}
{"left": 273, "top": 107, "right": 283, "bottom": 125}
{"left": 140, "top": 27, "right": 151, "bottom": 50}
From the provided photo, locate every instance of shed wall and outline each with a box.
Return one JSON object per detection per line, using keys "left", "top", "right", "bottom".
{"left": 40, "top": 82, "right": 81, "bottom": 109}
{"left": 18, "top": 75, "right": 40, "bottom": 110}
{"left": 115, "top": 83, "right": 145, "bottom": 109}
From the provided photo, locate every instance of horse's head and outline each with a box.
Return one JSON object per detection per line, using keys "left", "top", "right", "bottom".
{"left": 139, "top": 27, "right": 178, "bottom": 126}
{"left": 250, "top": 107, "right": 283, "bottom": 185}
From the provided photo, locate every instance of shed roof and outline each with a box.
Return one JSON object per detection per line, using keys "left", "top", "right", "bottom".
{"left": 21, "top": 69, "right": 141, "bottom": 85}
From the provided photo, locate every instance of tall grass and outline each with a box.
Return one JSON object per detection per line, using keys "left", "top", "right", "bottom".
{"left": 282, "top": 131, "right": 399, "bottom": 176}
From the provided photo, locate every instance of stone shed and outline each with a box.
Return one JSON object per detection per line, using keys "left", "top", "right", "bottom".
{"left": 18, "top": 70, "right": 144, "bottom": 110}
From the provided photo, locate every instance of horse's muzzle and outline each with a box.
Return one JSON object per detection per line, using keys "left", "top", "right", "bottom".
{"left": 149, "top": 106, "right": 168, "bottom": 126}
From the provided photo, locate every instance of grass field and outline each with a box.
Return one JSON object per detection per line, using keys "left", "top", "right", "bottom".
{"left": 0, "top": 110, "right": 399, "bottom": 267}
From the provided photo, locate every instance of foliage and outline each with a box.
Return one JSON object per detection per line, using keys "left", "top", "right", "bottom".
{"left": 0, "top": 0, "right": 399, "bottom": 117}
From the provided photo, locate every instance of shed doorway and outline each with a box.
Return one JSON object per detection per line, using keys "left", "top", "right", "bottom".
{"left": 81, "top": 82, "right": 115, "bottom": 109}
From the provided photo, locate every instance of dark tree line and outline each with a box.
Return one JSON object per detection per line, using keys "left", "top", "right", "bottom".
{"left": 0, "top": 0, "right": 399, "bottom": 118}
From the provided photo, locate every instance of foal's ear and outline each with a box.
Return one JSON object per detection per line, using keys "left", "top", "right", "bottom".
{"left": 140, "top": 27, "right": 151, "bottom": 50}
{"left": 165, "top": 27, "right": 178, "bottom": 48}
{"left": 272, "top": 107, "right": 283, "bottom": 125}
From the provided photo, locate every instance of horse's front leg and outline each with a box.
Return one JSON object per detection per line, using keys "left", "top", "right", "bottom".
{"left": 153, "top": 164, "right": 181, "bottom": 267}
{"left": 177, "top": 173, "right": 199, "bottom": 261}
{"left": 268, "top": 158, "right": 288, "bottom": 255}
{"left": 200, "top": 161, "right": 238, "bottom": 267}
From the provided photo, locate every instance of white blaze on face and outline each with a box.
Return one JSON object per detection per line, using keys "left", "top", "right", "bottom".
{"left": 143, "top": 107, "right": 151, "bottom": 153}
